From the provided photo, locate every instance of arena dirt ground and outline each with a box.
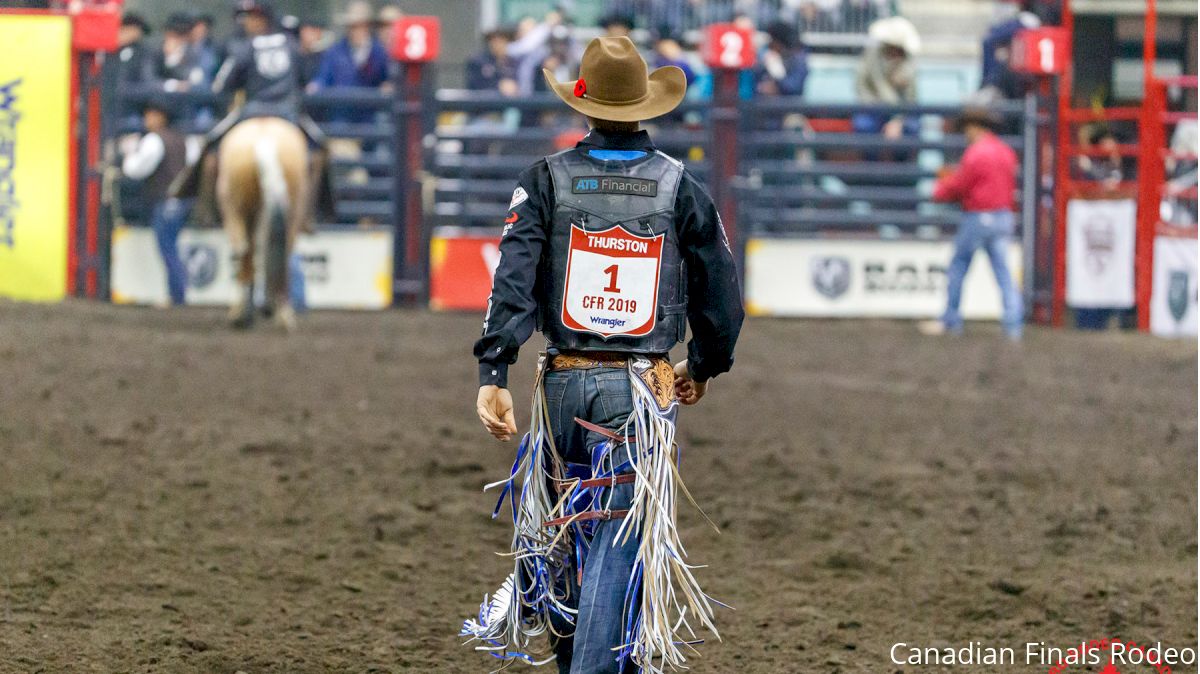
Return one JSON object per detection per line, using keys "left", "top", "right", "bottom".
{"left": 0, "top": 300, "right": 1195, "bottom": 674}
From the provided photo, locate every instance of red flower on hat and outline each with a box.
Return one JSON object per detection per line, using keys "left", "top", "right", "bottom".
{"left": 573, "top": 78, "right": 587, "bottom": 98}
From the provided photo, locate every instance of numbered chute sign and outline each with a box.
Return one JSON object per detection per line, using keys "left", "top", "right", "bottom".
{"left": 1011, "top": 27, "right": 1067, "bottom": 75}
{"left": 390, "top": 16, "right": 440, "bottom": 63}
{"left": 562, "top": 224, "right": 664, "bottom": 338}
{"left": 703, "top": 23, "right": 756, "bottom": 70}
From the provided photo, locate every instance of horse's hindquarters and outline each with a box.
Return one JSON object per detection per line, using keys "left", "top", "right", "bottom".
{"left": 217, "top": 118, "right": 310, "bottom": 329}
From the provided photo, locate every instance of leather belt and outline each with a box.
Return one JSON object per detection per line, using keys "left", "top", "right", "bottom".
{"left": 548, "top": 351, "right": 631, "bottom": 371}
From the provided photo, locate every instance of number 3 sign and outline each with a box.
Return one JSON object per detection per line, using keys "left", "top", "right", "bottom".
{"left": 703, "top": 23, "right": 756, "bottom": 70}
{"left": 390, "top": 16, "right": 441, "bottom": 63}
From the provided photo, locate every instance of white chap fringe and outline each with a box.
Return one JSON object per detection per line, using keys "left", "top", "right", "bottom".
{"left": 461, "top": 358, "right": 722, "bottom": 672}
{"left": 614, "top": 366, "right": 721, "bottom": 672}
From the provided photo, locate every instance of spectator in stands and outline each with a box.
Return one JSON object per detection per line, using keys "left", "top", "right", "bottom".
{"left": 117, "top": 13, "right": 152, "bottom": 88}
{"left": 526, "top": 25, "right": 579, "bottom": 95}
{"left": 375, "top": 4, "right": 403, "bottom": 49}
{"left": 1164, "top": 120, "right": 1198, "bottom": 226}
{"left": 979, "top": 2, "right": 1039, "bottom": 100}
{"left": 121, "top": 101, "right": 192, "bottom": 307}
{"left": 600, "top": 12, "right": 635, "bottom": 39}
{"left": 146, "top": 13, "right": 207, "bottom": 94}
{"left": 753, "top": 20, "right": 808, "bottom": 97}
{"left": 310, "top": 1, "right": 390, "bottom": 122}
{"left": 921, "top": 108, "right": 1022, "bottom": 340}
{"left": 651, "top": 31, "right": 696, "bottom": 86}
{"left": 648, "top": 0, "right": 697, "bottom": 40}
{"left": 467, "top": 28, "right": 519, "bottom": 96}
{"left": 189, "top": 13, "right": 220, "bottom": 82}
{"left": 854, "top": 16, "right": 920, "bottom": 139}
{"left": 505, "top": 10, "right": 563, "bottom": 85}
{"left": 1074, "top": 126, "right": 1124, "bottom": 188}
{"left": 795, "top": 0, "right": 842, "bottom": 34}
{"left": 296, "top": 18, "right": 328, "bottom": 87}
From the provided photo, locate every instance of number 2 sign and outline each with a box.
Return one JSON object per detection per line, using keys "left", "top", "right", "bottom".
{"left": 390, "top": 16, "right": 441, "bottom": 63}
{"left": 703, "top": 23, "right": 756, "bottom": 70}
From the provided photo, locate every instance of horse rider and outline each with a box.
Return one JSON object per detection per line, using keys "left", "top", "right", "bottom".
{"left": 466, "top": 36, "right": 744, "bottom": 674}
{"left": 172, "top": 0, "right": 332, "bottom": 225}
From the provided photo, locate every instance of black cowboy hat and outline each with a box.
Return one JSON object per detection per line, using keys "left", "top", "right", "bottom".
{"left": 599, "top": 12, "right": 635, "bottom": 32}
{"left": 164, "top": 12, "right": 195, "bottom": 35}
{"left": 140, "top": 98, "right": 177, "bottom": 123}
{"left": 765, "top": 20, "right": 800, "bottom": 50}
{"left": 234, "top": 0, "right": 275, "bottom": 19}
{"left": 121, "top": 12, "right": 151, "bottom": 35}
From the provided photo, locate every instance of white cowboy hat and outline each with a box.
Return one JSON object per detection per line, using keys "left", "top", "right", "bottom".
{"left": 868, "top": 16, "right": 921, "bottom": 56}
{"left": 338, "top": 0, "right": 373, "bottom": 26}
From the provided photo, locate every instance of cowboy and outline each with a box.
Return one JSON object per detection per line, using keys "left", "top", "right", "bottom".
{"left": 920, "top": 107, "right": 1023, "bottom": 340}
{"left": 855, "top": 16, "right": 921, "bottom": 139}
{"left": 120, "top": 99, "right": 191, "bottom": 307}
{"left": 172, "top": 0, "right": 331, "bottom": 226}
{"left": 466, "top": 36, "right": 743, "bottom": 674}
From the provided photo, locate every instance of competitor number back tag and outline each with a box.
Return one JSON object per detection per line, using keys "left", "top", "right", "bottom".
{"left": 561, "top": 224, "right": 663, "bottom": 338}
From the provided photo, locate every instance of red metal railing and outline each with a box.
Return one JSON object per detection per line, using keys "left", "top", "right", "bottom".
{"left": 1052, "top": 0, "right": 1197, "bottom": 331}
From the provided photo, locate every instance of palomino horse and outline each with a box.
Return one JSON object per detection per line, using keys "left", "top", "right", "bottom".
{"left": 217, "top": 117, "right": 309, "bottom": 330}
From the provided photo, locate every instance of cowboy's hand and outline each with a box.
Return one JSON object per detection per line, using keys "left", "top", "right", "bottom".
{"left": 477, "top": 385, "right": 518, "bottom": 441}
{"left": 673, "top": 360, "right": 708, "bottom": 406}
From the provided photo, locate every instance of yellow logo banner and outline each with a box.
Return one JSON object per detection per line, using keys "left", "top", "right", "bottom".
{"left": 0, "top": 15, "right": 71, "bottom": 302}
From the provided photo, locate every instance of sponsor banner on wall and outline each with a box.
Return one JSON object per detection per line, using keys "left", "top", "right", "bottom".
{"left": 1150, "top": 235, "right": 1198, "bottom": 338}
{"left": 1065, "top": 198, "right": 1136, "bottom": 308}
{"left": 429, "top": 227, "right": 501, "bottom": 311}
{"left": 111, "top": 226, "right": 392, "bottom": 309}
{"left": 745, "top": 238, "right": 1021, "bottom": 319}
{"left": 0, "top": 15, "right": 71, "bottom": 301}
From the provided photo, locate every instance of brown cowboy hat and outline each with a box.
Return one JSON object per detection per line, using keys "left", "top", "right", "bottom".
{"left": 544, "top": 36, "right": 686, "bottom": 123}
{"left": 956, "top": 106, "right": 1004, "bottom": 131}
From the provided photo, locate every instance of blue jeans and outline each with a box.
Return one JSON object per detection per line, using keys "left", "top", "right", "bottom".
{"left": 542, "top": 367, "right": 640, "bottom": 674}
{"left": 942, "top": 210, "right": 1023, "bottom": 337}
{"left": 289, "top": 253, "right": 308, "bottom": 313}
{"left": 150, "top": 198, "right": 192, "bottom": 305}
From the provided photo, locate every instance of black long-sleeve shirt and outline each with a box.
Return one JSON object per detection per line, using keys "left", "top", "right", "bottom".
{"left": 473, "top": 129, "right": 744, "bottom": 388}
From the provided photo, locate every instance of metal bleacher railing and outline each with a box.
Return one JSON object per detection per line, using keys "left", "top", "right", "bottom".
{"left": 429, "top": 92, "right": 1036, "bottom": 236}
{"left": 736, "top": 99, "right": 1035, "bottom": 237}
{"left": 111, "top": 79, "right": 1037, "bottom": 304}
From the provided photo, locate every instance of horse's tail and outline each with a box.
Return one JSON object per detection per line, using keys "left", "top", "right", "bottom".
{"left": 253, "top": 135, "right": 289, "bottom": 303}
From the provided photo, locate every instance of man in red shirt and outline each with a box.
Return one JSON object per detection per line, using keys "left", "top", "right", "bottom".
{"left": 923, "top": 107, "right": 1023, "bottom": 339}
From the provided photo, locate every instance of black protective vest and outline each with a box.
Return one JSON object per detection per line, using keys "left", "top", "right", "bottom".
{"left": 219, "top": 33, "right": 303, "bottom": 119}
{"left": 541, "top": 148, "right": 687, "bottom": 354}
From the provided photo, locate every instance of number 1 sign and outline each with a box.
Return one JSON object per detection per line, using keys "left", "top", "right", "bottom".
{"left": 1010, "top": 27, "right": 1068, "bottom": 75}
{"left": 703, "top": 23, "right": 756, "bottom": 70}
{"left": 390, "top": 16, "right": 441, "bottom": 63}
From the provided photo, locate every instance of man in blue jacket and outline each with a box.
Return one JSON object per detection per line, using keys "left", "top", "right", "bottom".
{"left": 309, "top": 1, "right": 389, "bottom": 124}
